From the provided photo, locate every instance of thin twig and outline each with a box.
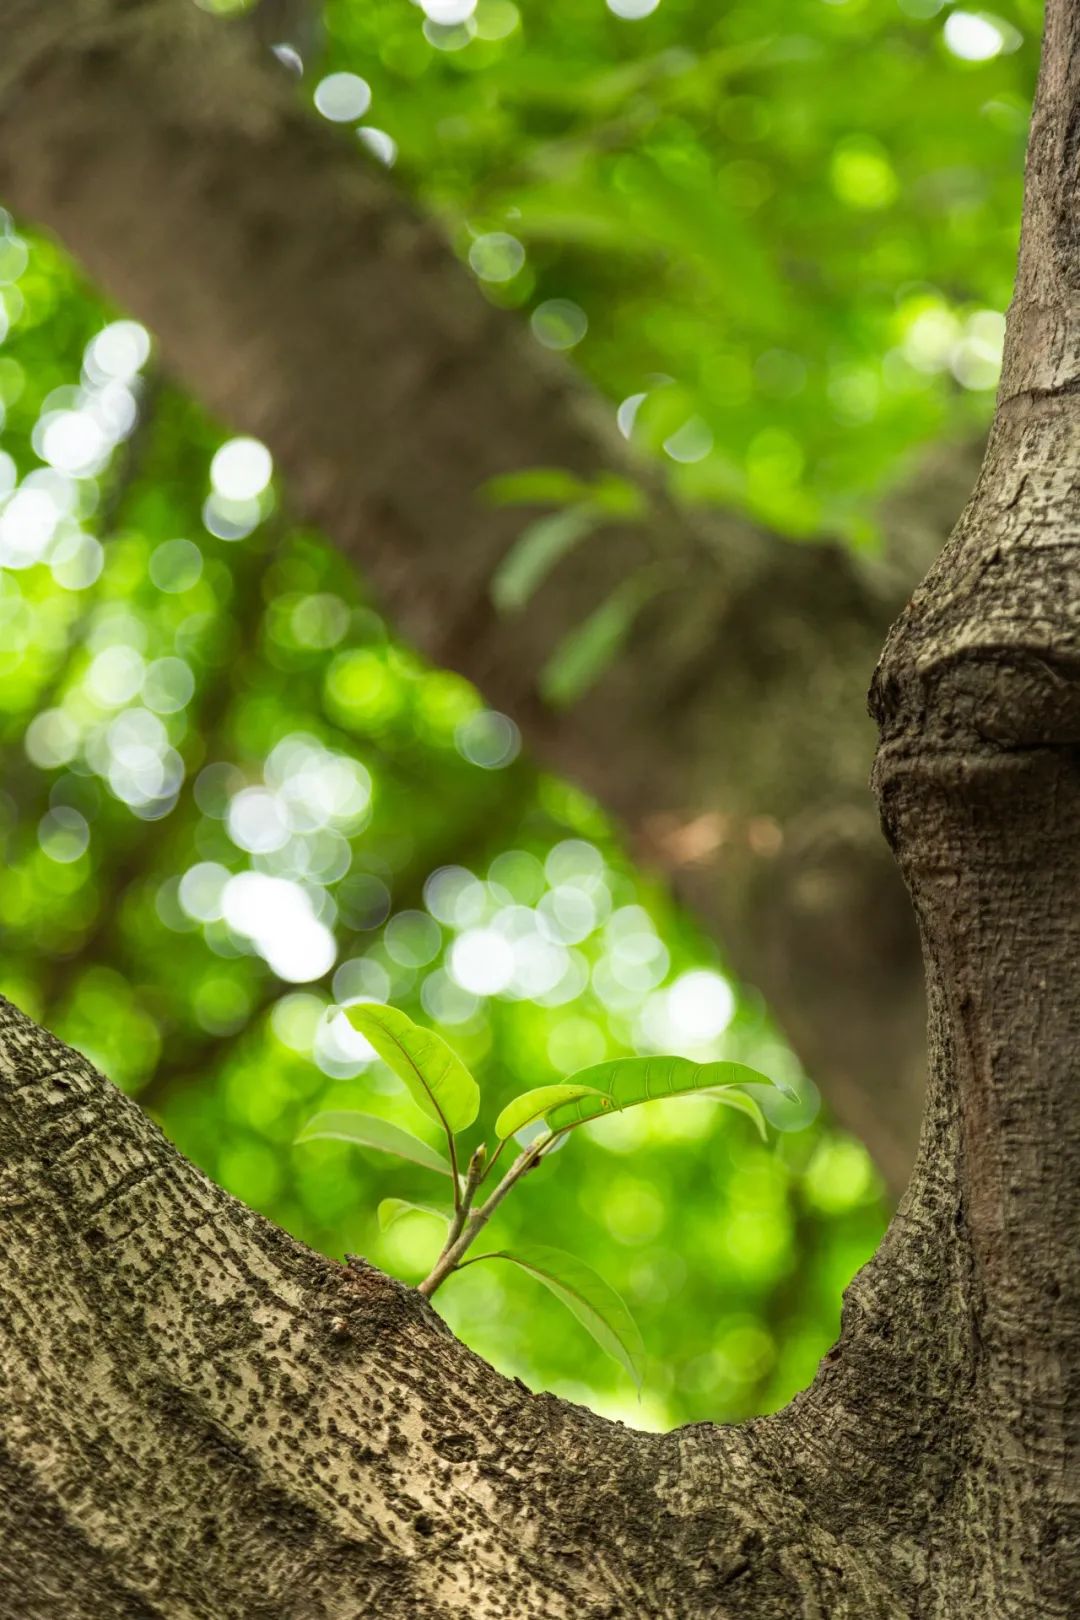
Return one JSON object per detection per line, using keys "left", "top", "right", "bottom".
{"left": 442, "top": 1142, "right": 487, "bottom": 1249}
{"left": 417, "top": 1130, "right": 565, "bottom": 1298}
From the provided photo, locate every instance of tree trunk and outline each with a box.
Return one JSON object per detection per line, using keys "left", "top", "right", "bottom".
{"left": 0, "top": 0, "right": 988, "bottom": 1192}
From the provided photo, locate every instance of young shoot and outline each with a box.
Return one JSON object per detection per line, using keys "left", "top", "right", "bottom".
{"left": 298, "top": 1003, "right": 806, "bottom": 1388}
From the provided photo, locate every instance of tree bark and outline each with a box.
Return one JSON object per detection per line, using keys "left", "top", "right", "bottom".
{"left": 0, "top": 0, "right": 987, "bottom": 1192}
{"left": 0, "top": 994, "right": 950, "bottom": 1619}
{"left": 0, "top": 3, "right": 1078, "bottom": 1614}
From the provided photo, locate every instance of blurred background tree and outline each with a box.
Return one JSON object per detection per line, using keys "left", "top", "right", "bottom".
{"left": 0, "top": 0, "right": 1040, "bottom": 1429}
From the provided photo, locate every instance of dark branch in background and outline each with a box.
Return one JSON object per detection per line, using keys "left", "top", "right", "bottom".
{"left": 0, "top": 0, "right": 986, "bottom": 1192}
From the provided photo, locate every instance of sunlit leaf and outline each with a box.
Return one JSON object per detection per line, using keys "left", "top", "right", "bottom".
{"left": 545, "top": 1056, "right": 779, "bottom": 1135}
{"left": 486, "top": 469, "right": 642, "bottom": 516}
{"left": 484, "top": 467, "right": 595, "bottom": 507}
{"left": 377, "top": 1197, "right": 452, "bottom": 1231}
{"left": 295, "top": 1110, "right": 454, "bottom": 1177}
{"left": 738, "top": 1079, "right": 821, "bottom": 1133}
{"left": 344, "top": 1003, "right": 480, "bottom": 1133}
{"left": 631, "top": 382, "right": 700, "bottom": 452}
{"left": 477, "top": 1244, "right": 645, "bottom": 1388}
{"left": 700, "top": 1087, "right": 767, "bottom": 1141}
{"left": 588, "top": 473, "right": 647, "bottom": 518}
{"left": 494, "top": 1082, "right": 610, "bottom": 1140}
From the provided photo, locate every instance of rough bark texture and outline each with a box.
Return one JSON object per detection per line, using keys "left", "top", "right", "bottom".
{"left": 0, "top": 992, "right": 1002, "bottom": 1619}
{"left": 866, "top": 0, "right": 1080, "bottom": 1602}
{"left": 0, "top": 0, "right": 988, "bottom": 1192}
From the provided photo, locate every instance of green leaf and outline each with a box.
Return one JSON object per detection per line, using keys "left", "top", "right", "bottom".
{"left": 295, "top": 1111, "right": 454, "bottom": 1176}
{"left": 492, "top": 505, "right": 598, "bottom": 614}
{"left": 544, "top": 1056, "right": 780, "bottom": 1135}
{"left": 489, "top": 474, "right": 647, "bottom": 615}
{"left": 377, "top": 1197, "right": 452, "bottom": 1232}
{"left": 484, "top": 467, "right": 595, "bottom": 508}
{"left": 701, "top": 1087, "right": 767, "bottom": 1141}
{"left": 484, "top": 467, "right": 645, "bottom": 517}
{"left": 588, "top": 472, "right": 647, "bottom": 518}
{"left": 738, "top": 1079, "right": 821, "bottom": 1133}
{"left": 631, "top": 382, "right": 699, "bottom": 452}
{"left": 539, "top": 574, "right": 654, "bottom": 707}
{"left": 494, "top": 1083, "right": 611, "bottom": 1140}
{"left": 478, "top": 1245, "right": 645, "bottom": 1388}
{"left": 344, "top": 1003, "right": 480, "bottom": 1134}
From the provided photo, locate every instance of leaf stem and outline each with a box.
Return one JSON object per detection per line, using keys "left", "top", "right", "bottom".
{"left": 417, "top": 1131, "right": 563, "bottom": 1298}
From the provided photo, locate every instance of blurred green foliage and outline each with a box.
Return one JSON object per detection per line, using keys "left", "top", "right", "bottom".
{"left": 317, "top": 0, "right": 1037, "bottom": 537}
{"left": 0, "top": 0, "right": 1041, "bottom": 1429}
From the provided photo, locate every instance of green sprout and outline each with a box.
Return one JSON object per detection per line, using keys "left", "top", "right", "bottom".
{"left": 298, "top": 1003, "right": 798, "bottom": 1388}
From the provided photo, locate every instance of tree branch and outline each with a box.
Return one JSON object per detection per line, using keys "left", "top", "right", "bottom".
{"left": 0, "top": 987, "right": 976, "bottom": 1616}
